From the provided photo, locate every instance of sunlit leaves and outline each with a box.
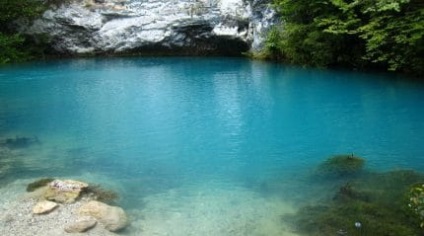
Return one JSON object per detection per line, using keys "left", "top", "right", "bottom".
{"left": 267, "top": 0, "right": 424, "bottom": 75}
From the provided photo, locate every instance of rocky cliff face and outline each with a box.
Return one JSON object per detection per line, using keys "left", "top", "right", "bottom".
{"left": 22, "top": 0, "right": 276, "bottom": 56}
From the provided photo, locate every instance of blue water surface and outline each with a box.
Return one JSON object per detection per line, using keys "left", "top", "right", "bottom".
{"left": 0, "top": 57, "right": 423, "bottom": 208}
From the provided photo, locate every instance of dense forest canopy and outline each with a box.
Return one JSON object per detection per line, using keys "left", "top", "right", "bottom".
{"left": 265, "top": 0, "right": 424, "bottom": 75}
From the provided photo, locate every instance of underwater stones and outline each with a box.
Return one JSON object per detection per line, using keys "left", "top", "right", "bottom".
{"left": 44, "top": 179, "right": 88, "bottom": 203}
{"left": 292, "top": 169, "right": 424, "bottom": 236}
{"left": 78, "top": 200, "right": 128, "bottom": 232}
{"left": 26, "top": 178, "right": 55, "bottom": 192}
{"left": 319, "top": 154, "right": 365, "bottom": 176}
{"left": 32, "top": 200, "right": 58, "bottom": 214}
{"left": 64, "top": 217, "right": 97, "bottom": 233}
{"left": 0, "top": 136, "right": 40, "bottom": 149}
{"left": 333, "top": 182, "right": 370, "bottom": 203}
{"left": 82, "top": 185, "right": 119, "bottom": 204}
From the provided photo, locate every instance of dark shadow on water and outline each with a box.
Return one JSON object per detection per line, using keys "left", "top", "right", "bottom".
{"left": 0, "top": 136, "right": 41, "bottom": 149}
{"left": 245, "top": 155, "right": 369, "bottom": 206}
{"left": 0, "top": 135, "right": 44, "bottom": 186}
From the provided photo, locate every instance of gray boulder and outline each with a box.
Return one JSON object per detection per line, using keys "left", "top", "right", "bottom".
{"left": 21, "top": 0, "right": 276, "bottom": 55}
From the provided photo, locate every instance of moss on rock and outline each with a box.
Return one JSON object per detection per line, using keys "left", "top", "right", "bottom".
{"left": 318, "top": 154, "right": 365, "bottom": 176}
{"left": 82, "top": 185, "right": 119, "bottom": 204}
{"left": 26, "top": 178, "right": 54, "bottom": 192}
{"left": 290, "top": 170, "right": 424, "bottom": 236}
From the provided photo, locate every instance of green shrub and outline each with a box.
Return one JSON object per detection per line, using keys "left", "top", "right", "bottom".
{"left": 0, "top": 0, "right": 48, "bottom": 64}
{"left": 267, "top": 0, "right": 424, "bottom": 75}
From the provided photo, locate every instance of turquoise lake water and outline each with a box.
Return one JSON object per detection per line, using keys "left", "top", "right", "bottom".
{"left": 0, "top": 57, "right": 423, "bottom": 234}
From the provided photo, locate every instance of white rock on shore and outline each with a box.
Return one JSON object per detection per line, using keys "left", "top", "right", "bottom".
{"left": 0, "top": 179, "right": 120, "bottom": 236}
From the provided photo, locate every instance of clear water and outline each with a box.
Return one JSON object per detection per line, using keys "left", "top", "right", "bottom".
{"left": 0, "top": 57, "right": 423, "bottom": 234}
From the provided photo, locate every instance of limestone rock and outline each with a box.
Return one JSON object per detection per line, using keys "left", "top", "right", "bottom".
{"left": 44, "top": 179, "right": 88, "bottom": 203}
{"left": 78, "top": 200, "right": 128, "bottom": 232}
{"left": 21, "top": 0, "right": 277, "bottom": 55}
{"left": 32, "top": 200, "right": 58, "bottom": 214}
{"left": 64, "top": 218, "right": 97, "bottom": 233}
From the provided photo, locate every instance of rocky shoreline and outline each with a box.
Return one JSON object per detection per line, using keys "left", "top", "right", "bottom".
{"left": 0, "top": 179, "right": 128, "bottom": 236}
{"left": 0, "top": 177, "right": 302, "bottom": 236}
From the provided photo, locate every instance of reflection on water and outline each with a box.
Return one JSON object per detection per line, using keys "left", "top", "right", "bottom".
{"left": 0, "top": 57, "right": 423, "bottom": 235}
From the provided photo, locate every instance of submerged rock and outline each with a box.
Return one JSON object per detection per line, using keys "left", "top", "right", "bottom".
{"left": 78, "top": 200, "right": 128, "bottom": 232}
{"left": 44, "top": 179, "right": 89, "bottom": 203}
{"left": 21, "top": 0, "right": 276, "bottom": 55}
{"left": 318, "top": 154, "right": 365, "bottom": 176}
{"left": 26, "top": 178, "right": 55, "bottom": 192}
{"left": 82, "top": 184, "right": 119, "bottom": 204}
{"left": 290, "top": 170, "right": 424, "bottom": 236}
{"left": 64, "top": 217, "right": 97, "bottom": 233}
{"left": 32, "top": 200, "right": 59, "bottom": 214}
{"left": 0, "top": 136, "right": 40, "bottom": 149}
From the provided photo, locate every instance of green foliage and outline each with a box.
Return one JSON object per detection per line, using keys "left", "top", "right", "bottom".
{"left": 0, "top": 0, "right": 48, "bottom": 64}
{"left": 264, "top": 26, "right": 285, "bottom": 60}
{"left": 0, "top": 0, "right": 46, "bottom": 32}
{"left": 268, "top": 0, "right": 424, "bottom": 75}
{"left": 0, "top": 33, "right": 31, "bottom": 64}
{"left": 357, "top": 0, "right": 424, "bottom": 73}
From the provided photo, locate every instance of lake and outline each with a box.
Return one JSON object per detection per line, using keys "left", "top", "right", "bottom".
{"left": 0, "top": 57, "right": 423, "bottom": 235}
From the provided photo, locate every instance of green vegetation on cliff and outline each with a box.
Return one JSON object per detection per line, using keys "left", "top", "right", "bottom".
{"left": 266, "top": 0, "right": 424, "bottom": 76}
{"left": 0, "top": 0, "right": 46, "bottom": 63}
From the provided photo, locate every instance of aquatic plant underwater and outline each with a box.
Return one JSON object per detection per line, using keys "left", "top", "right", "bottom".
{"left": 287, "top": 155, "right": 424, "bottom": 236}
{"left": 0, "top": 136, "right": 38, "bottom": 181}
{"left": 318, "top": 154, "right": 365, "bottom": 177}
{"left": 409, "top": 183, "right": 424, "bottom": 229}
